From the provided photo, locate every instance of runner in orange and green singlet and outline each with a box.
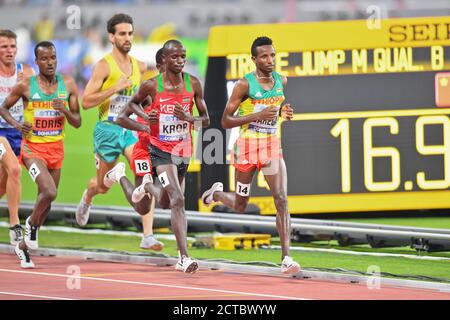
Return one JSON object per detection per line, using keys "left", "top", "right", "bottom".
{"left": 0, "top": 41, "right": 81, "bottom": 268}
{"left": 201, "top": 36, "right": 300, "bottom": 275}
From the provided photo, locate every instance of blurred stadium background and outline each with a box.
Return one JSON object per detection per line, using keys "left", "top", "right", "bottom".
{"left": 1, "top": 0, "right": 449, "bottom": 88}
{"left": 0, "top": 0, "right": 448, "bottom": 210}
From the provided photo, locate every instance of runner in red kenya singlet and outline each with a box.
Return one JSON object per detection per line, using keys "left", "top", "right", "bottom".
{"left": 116, "top": 39, "right": 210, "bottom": 273}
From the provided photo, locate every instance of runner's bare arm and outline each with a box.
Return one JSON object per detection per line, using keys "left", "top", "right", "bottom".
{"left": 55, "top": 75, "right": 81, "bottom": 128}
{"left": 191, "top": 76, "right": 210, "bottom": 128}
{"left": 0, "top": 80, "right": 30, "bottom": 132}
{"left": 173, "top": 75, "right": 210, "bottom": 129}
{"left": 116, "top": 80, "right": 155, "bottom": 133}
{"left": 221, "top": 78, "right": 278, "bottom": 129}
{"left": 138, "top": 60, "right": 148, "bottom": 79}
{"left": 116, "top": 103, "right": 150, "bottom": 134}
{"left": 82, "top": 59, "right": 131, "bottom": 109}
{"left": 280, "top": 76, "right": 293, "bottom": 120}
{"left": 129, "top": 79, "right": 155, "bottom": 118}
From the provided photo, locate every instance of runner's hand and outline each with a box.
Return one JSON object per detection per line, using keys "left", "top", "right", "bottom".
{"left": 173, "top": 103, "right": 192, "bottom": 122}
{"left": 17, "top": 71, "right": 24, "bottom": 82}
{"left": 115, "top": 75, "right": 132, "bottom": 93}
{"left": 258, "top": 106, "right": 279, "bottom": 121}
{"left": 20, "top": 122, "right": 32, "bottom": 136}
{"left": 140, "top": 125, "right": 151, "bottom": 134}
{"left": 52, "top": 98, "right": 67, "bottom": 114}
{"left": 147, "top": 109, "right": 158, "bottom": 125}
{"left": 280, "top": 104, "right": 293, "bottom": 121}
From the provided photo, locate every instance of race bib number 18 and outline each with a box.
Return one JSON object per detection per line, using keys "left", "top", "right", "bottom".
{"left": 134, "top": 159, "right": 151, "bottom": 174}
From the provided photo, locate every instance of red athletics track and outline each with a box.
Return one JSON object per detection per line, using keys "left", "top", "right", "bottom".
{"left": 0, "top": 253, "right": 449, "bottom": 300}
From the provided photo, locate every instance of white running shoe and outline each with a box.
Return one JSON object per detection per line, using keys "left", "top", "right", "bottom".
{"left": 14, "top": 244, "right": 35, "bottom": 269}
{"left": 103, "top": 162, "right": 126, "bottom": 188}
{"left": 281, "top": 256, "right": 301, "bottom": 274}
{"left": 175, "top": 251, "right": 183, "bottom": 271}
{"left": 24, "top": 217, "right": 38, "bottom": 250}
{"left": 179, "top": 255, "right": 198, "bottom": 274}
{"left": 140, "top": 234, "right": 164, "bottom": 251}
{"left": 75, "top": 189, "right": 91, "bottom": 227}
{"left": 201, "top": 182, "right": 223, "bottom": 207}
{"left": 9, "top": 224, "right": 23, "bottom": 246}
{"left": 132, "top": 173, "right": 153, "bottom": 203}
{"left": 175, "top": 259, "right": 183, "bottom": 271}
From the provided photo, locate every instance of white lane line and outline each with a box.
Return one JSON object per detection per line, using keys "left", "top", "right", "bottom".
{"left": 0, "top": 268, "right": 311, "bottom": 300}
{"left": 0, "top": 291, "right": 75, "bottom": 300}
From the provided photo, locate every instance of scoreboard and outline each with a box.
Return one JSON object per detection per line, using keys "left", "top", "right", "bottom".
{"left": 200, "top": 16, "right": 450, "bottom": 215}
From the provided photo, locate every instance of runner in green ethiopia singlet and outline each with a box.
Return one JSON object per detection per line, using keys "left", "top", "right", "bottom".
{"left": 238, "top": 71, "right": 285, "bottom": 139}
{"left": 93, "top": 54, "right": 140, "bottom": 163}
{"left": 24, "top": 74, "right": 68, "bottom": 143}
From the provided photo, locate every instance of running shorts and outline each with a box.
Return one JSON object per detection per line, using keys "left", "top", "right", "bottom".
{"left": 93, "top": 121, "right": 137, "bottom": 163}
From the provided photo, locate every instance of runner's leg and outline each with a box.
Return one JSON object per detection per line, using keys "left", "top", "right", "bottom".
{"left": 155, "top": 164, "right": 189, "bottom": 256}
{"left": 84, "top": 156, "right": 117, "bottom": 203}
{"left": 0, "top": 138, "right": 21, "bottom": 226}
{"left": 19, "top": 158, "right": 57, "bottom": 250}
{"left": 212, "top": 168, "right": 256, "bottom": 213}
{"left": 262, "top": 158, "right": 290, "bottom": 259}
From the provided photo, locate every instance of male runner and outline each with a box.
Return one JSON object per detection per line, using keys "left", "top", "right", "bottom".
{"left": 201, "top": 36, "right": 300, "bottom": 274}
{"left": 115, "top": 40, "right": 210, "bottom": 273}
{"left": 76, "top": 14, "right": 162, "bottom": 250}
{"left": 0, "top": 29, "right": 34, "bottom": 245}
{"left": 0, "top": 41, "right": 81, "bottom": 268}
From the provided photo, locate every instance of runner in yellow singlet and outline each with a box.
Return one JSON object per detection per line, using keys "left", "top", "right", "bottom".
{"left": 76, "top": 14, "right": 163, "bottom": 250}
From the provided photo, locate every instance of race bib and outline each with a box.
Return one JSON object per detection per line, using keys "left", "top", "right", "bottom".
{"left": 33, "top": 108, "right": 64, "bottom": 137}
{"left": 108, "top": 95, "right": 130, "bottom": 122}
{"left": 248, "top": 104, "right": 278, "bottom": 134}
{"left": 0, "top": 143, "right": 6, "bottom": 160}
{"left": 29, "top": 163, "right": 41, "bottom": 182}
{"left": 134, "top": 159, "right": 151, "bottom": 174}
{"left": 159, "top": 114, "right": 189, "bottom": 142}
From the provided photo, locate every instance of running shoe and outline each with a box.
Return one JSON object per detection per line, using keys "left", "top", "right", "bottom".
{"left": 24, "top": 217, "right": 38, "bottom": 250}
{"left": 131, "top": 173, "right": 153, "bottom": 203}
{"left": 140, "top": 234, "right": 164, "bottom": 251}
{"left": 201, "top": 182, "right": 223, "bottom": 207}
{"left": 9, "top": 224, "right": 23, "bottom": 246}
{"left": 281, "top": 256, "right": 301, "bottom": 274}
{"left": 14, "top": 244, "right": 34, "bottom": 269}
{"left": 75, "top": 189, "right": 91, "bottom": 227}
{"left": 103, "top": 162, "right": 126, "bottom": 188}
{"left": 175, "top": 259, "right": 183, "bottom": 271}
{"left": 179, "top": 255, "right": 198, "bottom": 274}
{"left": 175, "top": 251, "right": 183, "bottom": 271}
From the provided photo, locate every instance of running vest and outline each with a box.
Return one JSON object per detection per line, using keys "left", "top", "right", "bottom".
{"left": 0, "top": 64, "right": 24, "bottom": 129}
{"left": 24, "top": 74, "right": 68, "bottom": 143}
{"left": 149, "top": 72, "right": 195, "bottom": 157}
{"left": 238, "top": 72, "right": 285, "bottom": 139}
{"left": 98, "top": 54, "right": 140, "bottom": 123}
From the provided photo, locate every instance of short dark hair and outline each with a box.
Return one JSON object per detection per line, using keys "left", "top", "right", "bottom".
{"left": 155, "top": 48, "right": 164, "bottom": 65}
{"left": 34, "top": 41, "right": 55, "bottom": 58}
{"left": 162, "top": 39, "right": 183, "bottom": 54}
{"left": 251, "top": 36, "right": 273, "bottom": 57}
{"left": 107, "top": 13, "right": 133, "bottom": 34}
{"left": 0, "top": 29, "right": 17, "bottom": 40}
